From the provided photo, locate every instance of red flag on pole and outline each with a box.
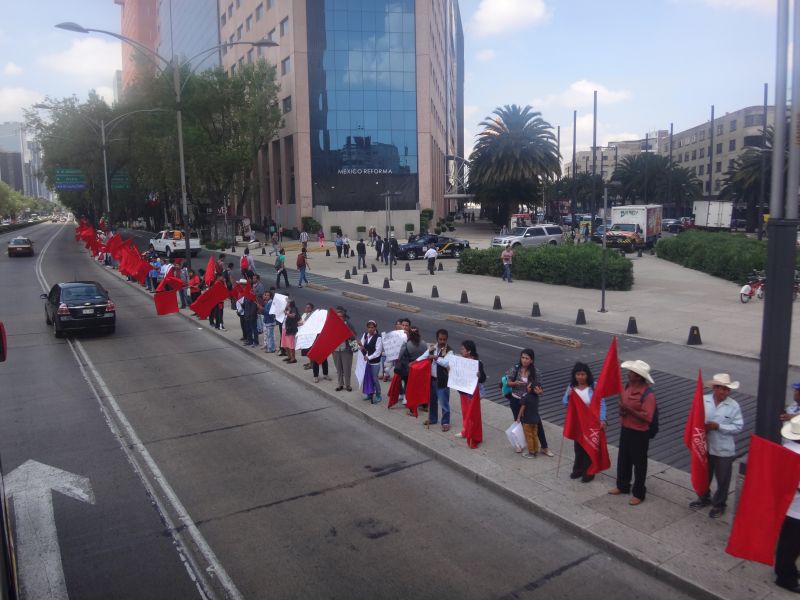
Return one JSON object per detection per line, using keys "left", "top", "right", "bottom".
{"left": 726, "top": 435, "right": 800, "bottom": 565}
{"left": 153, "top": 290, "right": 180, "bottom": 315}
{"left": 593, "top": 336, "right": 622, "bottom": 404}
{"left": 307, "top": 309, "right": 353, "bottom": 364}
{"left": 105, "top": 234, "right": 123, "bottom": 258}
{"left": 464, "top": 385, "right": 483, "bottom": 449}
{"left": 157, "top": 271, "right": 186, "bottom": 293}
{"left": 386, "top": 373, "right": 402, "bottom": 408}
{"left": 405, "top": 360, "right": 431, "bottom": 417}
{"left": 189, "top": 280, "right": 229, "bottom": 319}
{"left": 563, "top": 389, "right": 611, "bottom": 474}
{"left": 230, "top": 282, "right": 256, "bottom": 302}
{"left": 204, "top": 255, "right": 216, "bottom": 286}
{"left": 683, "top": 370, "right": 710, "bottom": 497}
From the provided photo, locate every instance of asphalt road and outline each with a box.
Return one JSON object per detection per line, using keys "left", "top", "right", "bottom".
{"left": 0, "top": 222, "right": 698, "bottom": 599}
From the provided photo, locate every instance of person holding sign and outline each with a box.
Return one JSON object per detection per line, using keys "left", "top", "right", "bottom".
{"left": 443, "top": 341, "right": 486, "bottom": 448}
{"left": 358, "top": 320, "right": 384, "bottom": 403}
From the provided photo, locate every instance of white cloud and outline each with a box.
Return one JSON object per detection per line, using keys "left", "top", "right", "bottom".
{"left": 0, "top": 87, "right": 44, "bottom": 121}
{"left": 475, "top": 49, "right": 497, "bottom": 62}
{"left": 38, "top": 38, "right": 121, "bottom": 83}
{"left": 470, "top": 0, "right": 549, "bottom": 37}
{"left": 2, "top": 62, "right": 22, "bottom": 76}
{"left": 533, "top": 80, "right": 631, "bottom": 110}
{"left": 695, "top": 0, "right": 774, "bottom": 12}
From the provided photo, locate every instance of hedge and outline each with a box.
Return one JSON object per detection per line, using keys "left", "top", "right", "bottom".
{"left": 656, "top": 230, "right": 800, "bottom": 284}
{"left": 457, "top": 244, "right": 634, "bottom": 291}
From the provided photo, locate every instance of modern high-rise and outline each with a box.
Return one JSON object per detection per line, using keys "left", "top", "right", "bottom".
{"left": 156, "top": 0, "right": 221, "bottom": 72}
{"left": 114, "top": 0, "right": 158, "bottom": 91}
{"left": 219, "top": 0, "right": 464, "bottom": 235}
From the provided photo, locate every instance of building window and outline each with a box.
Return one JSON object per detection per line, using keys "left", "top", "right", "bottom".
{"left": 281, "top": 56, "right": 291, "bottom": 75}
{"left": 256, "top": 3, "right": 264, "bottom": 20}
{"left": 729, "top": 139, "right": 736, "bottom": 152}
{"left": 699, "top": 147, "right": 705, "bottom": 158}
{"left": 257, "top": 45, "right": 263, "bottom": 58}
{"left": 715, "top": 143, "right": 722, "bottom": 154}
{"left": 282, "top": 96, "right": 292, "bottom": 113}
{"left": 729, "top": 119, "right": 737, "bottom": 132}
{"left": 715, "top": 161, "right": 721, "bottom": 173}
{"left": 222, "top": 44, "right": 227, "bottom": 56}
{"left": 221, "top": 13, "right": 226, "bottom": 26}
{"left": 267, "top": 28, "right": 276, "bottom": 42}
{"left": 715, "top": 179, "right": 721, "bottom": 190}
{"left": 229, "top": 34, "right": 235, "bottom": 45}
{"left": 237, "top": 25, "right": 243, "bottom": 40}
{"left": 699, "top": 164, "right": 704, "bottom": 175}
{"left": 744, "top": 113, "right": 764, "bottom": 127}
{"left": 238, "top": 57, "right": 244, "bottom": 68}
{"left": 231, "top": 64, "right": 237, "bottom": 75}
{"left": 691, "top": 150, "right": 696, "bottom": 160}
{"left": 247, "top": 49, "right": 254, "bottom": 63}
{"left": 228, "top": 3, "right": 233, "bottom": 18}
{"left": 246, "top": 15, "right": 252, "bottom": 32}
{"left": 235, "top": 0, "right": 240, "bottom": 8}
{"left": 716, "top": 124, "right": 723, "bottom": 136}
{"left": 280, "top": 17, "right": 289, "bottom": 36}
{"left": 684, "top": 152, "right": 689, "bottom": 161}
{"left": 728, "top": 159, "right": 735, "bottom": 170}
{"left": 699, "top": 130, "right": 705, "bottom": 141}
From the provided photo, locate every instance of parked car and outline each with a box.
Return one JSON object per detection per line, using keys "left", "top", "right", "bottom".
{"left": 7, "top": 237, "right": 33, "bottom": 257}
{"left": 662, "top": 219, "right": 684, "bottom": 233}
{"left": 396, "top": 234, "right": 470, "bottom": 260}
{"left": 590, "top": 225, "right": 609, "bottom": 244}
{"left": 41, "top": 281, "right": 116, "bottom": 338}
{"left": 491, "top": 225, "right": 563, "bottom": 248}
{"left": 149, "top": 230, "right": 200, "bottom": 258}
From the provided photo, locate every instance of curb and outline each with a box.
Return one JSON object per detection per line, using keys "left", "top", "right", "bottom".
{"left": 525, "top": 329, "right": 583, "bottom": 349}
{"left": 385, "top": 301, "right": 420, "bottom": 313}
{"left": 445, "top": 315, "right": 487, "bottom": 328}
{"left": 342, "top": 291, "right": 370, "bottom": 301}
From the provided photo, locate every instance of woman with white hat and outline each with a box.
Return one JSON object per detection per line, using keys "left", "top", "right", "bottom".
{"left": 775, "top": 415, "right": 800, "bottom": 593}
{"left": 608, "top": 359, "right": 657, "bottom": 506}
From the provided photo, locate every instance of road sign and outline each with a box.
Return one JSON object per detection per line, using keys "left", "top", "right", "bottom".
{"left": 55, "top": 168, "right": 86, "bottom": 190}
{"left": 110, "top": 172, "right": 130, "bottom": 190}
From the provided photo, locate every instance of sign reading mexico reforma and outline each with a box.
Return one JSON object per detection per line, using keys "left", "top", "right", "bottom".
{"left": 337, "top": 168, "right": 393, "bottom": 175}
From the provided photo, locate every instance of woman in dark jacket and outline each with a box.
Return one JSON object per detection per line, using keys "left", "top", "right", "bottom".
{"left": 281, "top": 300, "right": 299, "bottom": 363}
{"left": 504, "top": 348, "right": 554, "bottom": 456}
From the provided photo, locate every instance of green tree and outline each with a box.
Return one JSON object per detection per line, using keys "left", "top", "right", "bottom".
{"left": 468, "top": 104, "right": 560, "bottom": 225}
{"left": 611, "top": 154, "right": 701, "bottom": 214}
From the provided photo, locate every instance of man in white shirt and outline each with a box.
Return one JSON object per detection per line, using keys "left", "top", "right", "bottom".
{"left": 781, "top": 382, "right": 800, "bottom": 421}
{"left": 776, "top": 415, "right": 800, "bottom": 593}
{"left": 689, "top": 373, "right": 744, "bottom": 518}
{"left": 424, "top": 245, "right": 438, "bottom": 275}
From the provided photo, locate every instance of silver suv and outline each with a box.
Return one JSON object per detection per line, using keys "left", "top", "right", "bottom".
{"left": 492, "top": 225, "right": 564, "bottom": 248}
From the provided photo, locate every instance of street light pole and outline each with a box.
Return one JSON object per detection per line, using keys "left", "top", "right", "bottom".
{"left": 100, "top": 119, "right": 111, "bottom": 218}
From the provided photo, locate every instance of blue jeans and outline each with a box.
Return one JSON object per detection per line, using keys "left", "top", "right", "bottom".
{"left": 428, "top": 380, "right": 450, "bottom": 425}
{"left": 366, "top": 363, "right": 382, "bottom": 399}
{"left": 502, "top": 263, "right": 512, "bottom": 281}
{"left": 179, "top": 288, "right": 189, "bottom": 308}
{"left": 263, "top": 322, "right": 276, "bottom": 351}
{"left": 298, "top": 266, "right": 308, "bottom": 286}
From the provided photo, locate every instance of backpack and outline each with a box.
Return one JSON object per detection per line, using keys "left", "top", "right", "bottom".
{"left": 240, "top": 255, "right": 249, "bottom": 271}
{"left": 640, "top": 386, "right": 659, "bottom": 439}
{"left": 274, "top": 255, "right": 283, "bottom": 271}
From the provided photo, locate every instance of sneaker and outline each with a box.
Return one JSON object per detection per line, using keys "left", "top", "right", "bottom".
{"left": 689, "top": 498, "right": 712, "bottom": 509}
{"left": 455, "top": 432, "right": 464, "bottom": 438}
{"left": 521, "top": 452, "right": 537, "bottom": 459}
{"left": 219, "top": 325, "right": 226, "bottom": 331}
{"left": 709, "top": 506, "right": 726, "bottom": 519}
{"left": 580, "top": 474, "right": 595, "bottom": 483}
{"left": 313, "top": 377, "right": 319, "bottom": 383}
{"left": 541, "top": 448, "right": 555, "bottom": 457}
{"left": 569, "top": 472, "right": 582, "bottom": 480}
{"left": 323, "top": 375, "right": 332, "bottom": 381}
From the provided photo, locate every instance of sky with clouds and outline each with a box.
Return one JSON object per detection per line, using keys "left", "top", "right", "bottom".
{"left": 1, "top": 0, "right": 778, "bottom": 164}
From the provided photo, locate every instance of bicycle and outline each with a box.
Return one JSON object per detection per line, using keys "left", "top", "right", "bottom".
{"left": 739, "top": 270, "right": 766, "bottom": 303}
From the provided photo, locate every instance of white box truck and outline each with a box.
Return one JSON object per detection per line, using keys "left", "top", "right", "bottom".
{"left": 608, "top": 204, "right": 663, "bottom": 249}
{"left": 692, "top": 200, "right": 733, "bottom": 230}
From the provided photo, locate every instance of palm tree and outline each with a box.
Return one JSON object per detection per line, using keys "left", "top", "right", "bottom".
{"left": 468, "top": 104, "right": 560, "bottom": 225}
{"left": 611, "top": 154, "right": 701, "bottom": 214}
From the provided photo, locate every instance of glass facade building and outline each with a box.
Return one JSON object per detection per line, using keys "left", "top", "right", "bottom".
{"left": 306, "top": 0, "right": 418, "bottom": 211}
{"left": 157, "top": 0, "right": 221, "bottom": 73}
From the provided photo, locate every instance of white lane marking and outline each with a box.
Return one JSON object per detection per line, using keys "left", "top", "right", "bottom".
{"left": 6, "top": 460, "right": 95, "bottom": 600}
{"left": 491, "top": 340, "right": 524, "bottom": 350}
{"left": 36, "top": 226, "right": 239, "bottom": 599}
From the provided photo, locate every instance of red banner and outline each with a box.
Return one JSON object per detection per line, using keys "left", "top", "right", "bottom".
{"left": 683, "top": 370, "right": 709, "bottom": 497}
{"left": 306, "top": 309, "right": 353, "bottom": 364}
{"left": 189, "top": 280, "right": 228, "bottom": 319}
{"left": 563, "top": 389, "right": 611, "bottom": 474}
{"left": 405, "top": 360, "right": 431, "bottom": 418}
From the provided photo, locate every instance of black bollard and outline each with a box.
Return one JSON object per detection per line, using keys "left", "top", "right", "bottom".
{"left": 371, "top": 264, "right": 378, "bottom": 272}
{"left": 352, "top": 266, "right": 357, "bottom": 276}
{"left": 406, "top": 282, "right": 413, "bottom": 293}
{"left": 405, "top": 262, "right": 411, "bottom": 272}
{"left": 531, "top": 302, "right": 541, "bottom": 317}
{"left": 687, "top": 325, "right": 702, "bottom": 345}
{"left": 576, "top": 309, "right": 587, "bottom": 325}
{"left": 383, "top": 277, "right": 390, "bottom": 288}
{"left": 362, "top": 274, "right": 370, "bottom": 285}
{"left": 326, "top": 249, "right": 331, "bottom": 257}
{"left": 344, "top": 270, "right": 351, "bottom": 279}
{"left": 432, "top": 285, "right": 439, "bottom": 298}
{"left": 626, "top": 316, "right": 638, "bottom": 335}
{"left": 438, "top": 262, "right": 443, "bottom": 271}
{"left": 351, "top": 250, "right": 355, "bottom": 258}
{"left": 261, "top": 246, "right": 266, "bottom": 255}
{"left": 637, "top": 247, "right": 643, "bottom": 258}
{"left": 493, "top": 296, "right": 502, "bottom": 310}
{"left": 230, "top": 245, "right": 236, "bottom": 253}
{"left": 460, "top": 290, "right": 468, "bottom": 304}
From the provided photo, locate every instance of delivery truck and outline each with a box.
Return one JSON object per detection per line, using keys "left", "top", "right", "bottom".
{"left": 692, "top": 200, "right": 733, "bottom": 230}
{"left": 608, "top": 204, "right": 663, "bottom": 250}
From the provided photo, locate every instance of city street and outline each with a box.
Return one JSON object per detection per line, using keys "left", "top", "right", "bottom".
{"left": 0, "top": 222, "right": 697, "bottom": 598}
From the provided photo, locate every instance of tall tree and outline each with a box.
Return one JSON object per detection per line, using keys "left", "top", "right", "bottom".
{"left": 468, "top": 104, "right": 560, "bottom": 225}
{"left": 611, "top": 153, "right": 701, "bottom": 214}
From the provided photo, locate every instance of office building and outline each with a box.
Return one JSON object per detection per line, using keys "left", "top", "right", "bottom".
{"left": 219, "top": 0, "right": 464, "bottom": 236}
{"left": 157, "top": 0, "right": 221, "bottom": 72}
{"left": 564, "top": 131, "right": 669, "bottom": 181}
{"left": 114, "top": 0, "right": 158, "bottom": 91}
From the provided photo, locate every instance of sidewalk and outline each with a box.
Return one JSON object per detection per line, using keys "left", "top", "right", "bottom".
{"left": 95, "top": 249, "right": 796, "bottom": 600}
{"left": 250, "top": 221, "right": 799, "bottom": 367}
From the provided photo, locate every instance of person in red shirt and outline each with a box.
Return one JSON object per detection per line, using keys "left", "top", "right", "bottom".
{"left": 608, "top": 360, "right": 657, "bottom": 506}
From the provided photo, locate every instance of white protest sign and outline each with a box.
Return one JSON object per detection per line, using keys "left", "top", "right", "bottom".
{"left": 447, "top": 355, "right": 479, "bottom": 394}
{"left": 270, "top": 293, "right": 287, "bottom": 323}
{"left": 295, "top": 309, "right": 328, "bottom": 350}
{"left": 381, "top": 330, "right": 407, "bottom": 362}
{"left": 355, "top": 350, "right": 367, "bottom": 388}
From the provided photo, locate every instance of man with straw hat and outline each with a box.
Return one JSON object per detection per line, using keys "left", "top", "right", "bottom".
{"left": 776, "top": 414, "right": 800, "bottom": 593}
{"left": 689, "top": 373, "right": 744, "bottom": 519}
{"left": 609, "top": 359, "right": 656, "bottom": 506}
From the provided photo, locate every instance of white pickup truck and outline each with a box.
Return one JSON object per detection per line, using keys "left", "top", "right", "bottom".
{"left": 149, "top": 230, "right": 201, "bottom": 258}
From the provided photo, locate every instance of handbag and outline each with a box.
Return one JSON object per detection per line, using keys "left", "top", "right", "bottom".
{"left": 505, "top": 422, "right": 526, "bottom": 452}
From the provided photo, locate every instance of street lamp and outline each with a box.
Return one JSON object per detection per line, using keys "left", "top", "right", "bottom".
{"left": 34, "top": 103, "right": 165, "bottom": 223}
{"left": 55, "top": 21, "right": 277, "bottom": 269}
{"left": 599, "top": 181, "right": 621, "bottom": 313}
{"left": 380, "top": 190, "right": 402, "bottom": 281}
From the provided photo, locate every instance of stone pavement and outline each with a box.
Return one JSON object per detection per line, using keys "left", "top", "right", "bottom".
{"left": 95, "top": 229, "right": 799, "bottom": 600}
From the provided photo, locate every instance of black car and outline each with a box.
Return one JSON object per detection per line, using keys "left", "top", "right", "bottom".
{"left": 396, "top": 234, "right": 470, "bottom": 260}
{"left": 41, "top": 281, "right": 116, "bottom": 337}
{"left": 7, "top": 237, "right": 33, "bottom": 257}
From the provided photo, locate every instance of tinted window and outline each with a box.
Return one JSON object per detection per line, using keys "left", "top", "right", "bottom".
{"left": 61, "top": 286, "right": 106, "bottom": 303}
{"left": 530, "top": 228, "right": 546, "bottom": 236}
{"left": 545, "top": 227, "right": 562, "bottom": 235}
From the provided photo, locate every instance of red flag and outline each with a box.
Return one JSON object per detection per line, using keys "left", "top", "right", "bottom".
{"left": 204, "top": 255, "right": 216, "bottom": 286}
{"left": 386, "top": 374, "right": 402, "bottom": 409}
{"left": 157, "top": 270, "right": 186, "bottom": 293}
{"left": 190, "top": 280, "right": 229, "bottom": 319}
{"left": 463, "top": 386, "right": 483, "bottom": 449}
{"left": 307, "top": 309, "right": 353, "bottom": 364}
{"left": 683, "top": 370, "right": 710, "bottom": 497}
{"left": 154, "top": 290, "right": 180, "bottom": 315}
{"left": 405, "top": 360, "right": 431, "bottom": 417}
{"left": 726, "top": 435, "right": 800, "bottom": 565}
{"left": 563, "top": 390, "right": 611, "bottom": 474}
{"left": 133, "top": 258, "right": 152, "bottom": 285}
{"left": 231, "top": 282, "right": 256, "bottom": 302}
{"left": 593, "top": 336, "right": 622, "bottom": 406}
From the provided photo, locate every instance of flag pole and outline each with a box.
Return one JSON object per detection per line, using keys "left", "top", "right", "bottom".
{"left": 556, "top": 432, "right": 565, "bottom": 477}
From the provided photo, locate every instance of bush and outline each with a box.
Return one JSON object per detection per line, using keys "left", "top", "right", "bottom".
{"left": 420, "top": 208, "right": 434, "bottom": 220}
{"left": 434, "top": 227, "right": 442, "bottom": 234}
{"left": 656, "top": 230, "right": 799, "bottom": 283}
{"left": 357, "top": 225, "right": 367, "bottom": 233}
{"left": 301, "top": 216, "right": 322, "bottom": 233}
{"left": 404, "top": 223, "right": 415, "bottom": 232}
{"left": 330, "top": 225, "right": 341, "bottom": 235}
{"left": 205, "top": 239, "right": 228, "bottom": 251}
{"left": 457, "top": 244, "right": 634, "bottom": 291}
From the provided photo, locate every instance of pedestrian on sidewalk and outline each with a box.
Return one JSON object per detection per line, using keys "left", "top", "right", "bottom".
{"left": 281, "top": 300, "right": 299, "bottom": 363}
{"left": 178, "top": 263, "right": 190, "bottom": 309}
{"left": 188, "top": 269, "right": 201, "bottom": 305}
{"left": 454, "top": 340, "right": 486, "bottom": 447}
{"left": 332, "top": 306, "right": 355, "bottom": 391}
{"left": 368, "top": 226, "right": 376, "bottom": 246}
{"left": 358, "top": 320, "right": 383, "bottom": 403}
{"left": 562, "top": 362, "right": 607, "bottom": 481}
{"left": 240, "top": 247, "right": 255, "bottom": 280}
{"left": 299, "top": 227, "right": 309, "bottom": 251}
{"left": 505, "top": 349, "right": 542, "bottom": 453}
{"left": 243, "top": 291, "right": 259, "bottom": 347}
{"left": 299, "top": 303, "right": 315, "bottom": 370}
{"left": 269, "top": 232, "right": 279, "bottom": 255}
{"left": 389, "top": 233, "right": 399, "bottom": 265}
{"left": 343, "top": 235, "right": 351, "bottom": 258}
{"left": 334, "top": 232, "right": 344, "bottom": 258}
{"left": 375, "top": 235, "right": 383, "bottom": 261}
{"left": 296, "top": 250, "right": 309, "bottom": 287}
{"left": 424, "top": 245, "right": 438, "bottom": 275}
{"left": 356, "top": 239, "right": 367, "bottom": 269}
{"left": 261, "top": 291, "right": 277, "bottom": 353}
{"left": 501, "top": 244, "right": 514, "bottom": 283}
{"left": 609, "top": 360, "right": 657, "bottom": 506}
{"left": 775, "top": 415, "right": 800, "bottom": 593}
{"left": 275, "top": 248, "right": 290, "bottom": 288}
{"left": 781, "top": 382, "right": 800, "bottom": 421}
{"left": 417, "top": 329, "right": 452, "bottom": 431}
{"left": 317, "top": 229, "right": 325, "bottom": 248}
{"left": 689, "top": 373, "right": 744, "bottom": 518}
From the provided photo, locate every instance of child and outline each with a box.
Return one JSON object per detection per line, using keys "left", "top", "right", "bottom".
{"left": 517, "top": 380, "right": 541, "bottom": 458}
